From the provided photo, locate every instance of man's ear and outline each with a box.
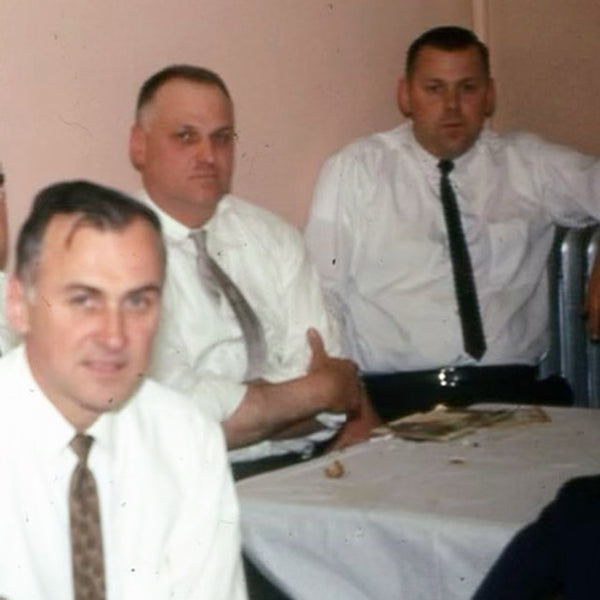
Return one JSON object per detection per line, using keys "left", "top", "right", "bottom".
{"left": 397, "top": 78, "right": 412, "bottom": 118}
{"left": 6, "top": 275, "right": 31, "bottom": 334}
{"left": 129, "top": 123, "right": 146, "bottom": 171}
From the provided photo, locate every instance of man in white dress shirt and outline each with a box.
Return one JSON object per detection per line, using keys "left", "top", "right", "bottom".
{"left": 306, "top": 25, "right": 600, "bottom": 419}
{"left": 129, "top": 65, "right": 379, "bottom": 477}
{"left": 0, "top": 180, "right": 246, "bottom": 599}
{"left": 0, "top": 164, "right": 18, "bottom": 353}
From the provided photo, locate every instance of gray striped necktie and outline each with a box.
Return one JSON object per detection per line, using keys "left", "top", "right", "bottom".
{"left": 69, "top": 433, "right": 106, "bottom": 600}
{"left": 190, "top": 229, "right": 267, "bottom": 380}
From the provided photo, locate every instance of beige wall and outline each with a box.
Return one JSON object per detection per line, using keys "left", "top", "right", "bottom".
{"left": 1, "top": 0, "right": 599, "bottom": 255}
{"left": 488, "top": 0, "right": 600, "bottom": 155}
{"left": 0, "top": 0, "right": 469, "bottom": 251}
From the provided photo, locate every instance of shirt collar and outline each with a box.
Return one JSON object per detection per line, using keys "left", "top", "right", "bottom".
{"left": 16, "top": 345, "right": 117, "bottom": 464}
{"left": 14, "top": 346, "right": 83, "bottom": 462}
{"left": 406, "top": 122, "right": 489, "bottom": 173}
{"left": 137, "top": 189, "right": 193, "bottom": 243}
{"left": 406, "top": 124, "right": 439, "bottom": 170}
{"left": 137, "top": 189, "right": 232, "bottom": 243}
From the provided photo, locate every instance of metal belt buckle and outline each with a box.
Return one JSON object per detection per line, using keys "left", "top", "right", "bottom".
{"left": 438, "top": 367, "right": 459, "bottom": 387}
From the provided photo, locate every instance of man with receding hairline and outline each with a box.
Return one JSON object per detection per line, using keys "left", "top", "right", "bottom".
{"left": 129, "top": 64, "right": 379, "bottom": 478}
{"left": 0, "top": 180, "right": 245, "bottom": 599}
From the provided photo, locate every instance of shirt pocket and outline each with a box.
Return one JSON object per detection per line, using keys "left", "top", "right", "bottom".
{"left": 487, "top": 219, "right": 530, "bottom": 288}
{"left": 354, "top": 233, "right": 442, "bottom": 300}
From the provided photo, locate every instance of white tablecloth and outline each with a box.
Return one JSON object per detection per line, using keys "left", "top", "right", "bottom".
{"left": 237, "top": 406, "right": 600, "bottom": 600}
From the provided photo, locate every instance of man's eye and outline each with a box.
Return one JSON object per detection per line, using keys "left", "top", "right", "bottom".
{"left": 174, "top": 129, "right": 197, "bottom": 143}
{"left": 126, "top": 293, "right": 156, "bottom": 311}
{"left": 69, "top": 294, "right": 95, "bottom": 307}
{"left": 210, "top": 130, "right": 236, "bottom": 148}
{"left": 425, "top": 83, "right": 442, "bottom": 93}
{"left": 128, "top": 297, "right": 147, "bottom": 309}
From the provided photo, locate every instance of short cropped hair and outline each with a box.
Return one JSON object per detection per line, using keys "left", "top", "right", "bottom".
{"left": 406, "top": 26, "right": 490, "bottom": 78}
{"left": 16, "top": 180, "right": 165, "bottom": 284}
{"left": 135, "top": 64, "right": 231, "bottom": 119}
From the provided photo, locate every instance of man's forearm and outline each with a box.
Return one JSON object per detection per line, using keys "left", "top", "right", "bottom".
{"left": 222, "top": 328, "right": 363, "bottom": 449}
{"left": 222, "top": 374, "right": 338, "bottom": 449}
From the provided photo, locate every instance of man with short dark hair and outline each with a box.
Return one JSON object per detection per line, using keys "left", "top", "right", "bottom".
{"left": 0, "top": 180, "right": 246, "bottom": 599}
{"left": 129, "top": 65, "right": 379, "bottom": 477}
{"left": 306, "top": 25, "right": 600, "bottom": 419}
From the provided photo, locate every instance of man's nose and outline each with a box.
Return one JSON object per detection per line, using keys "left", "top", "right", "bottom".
{"left": 194, "top": 137, "right": 216, "bottom": 164}
{"left": 443, "top": 87, "right": 459, "bottom": 112}
{"left": 101, "top": 309, "right": 127, "bottom": 350}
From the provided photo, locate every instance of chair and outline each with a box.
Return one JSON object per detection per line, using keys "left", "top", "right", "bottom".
{"left": 539, "top": 225, "right": 600, "bottom": 407}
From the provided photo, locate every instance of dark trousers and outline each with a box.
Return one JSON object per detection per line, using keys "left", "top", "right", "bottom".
{"left": 242, "top": 555, "right": 292, "bottom": 600}
{"left": 362, "top": 367, "right": 573, "bottom": 422}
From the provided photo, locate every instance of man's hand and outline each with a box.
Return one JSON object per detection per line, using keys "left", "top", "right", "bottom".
{"left": 306, "top": 327, "right": 362, "bottom": 415}
{"left": 307, "top": 327, "right": 382, "bottom": 450}
{"left": 222, "top": 328, "right": 366, "bottom": 449}
{"left": 326, "top": 385, "right": 382, "bottom": 451}
{"left": 584, "top": 251, "right": 600, "bottom": 341}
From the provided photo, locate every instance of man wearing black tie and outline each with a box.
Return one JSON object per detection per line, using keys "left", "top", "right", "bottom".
{"left": 128, "top": 65, "right": 379, "bottom": 479}
{"left": 306, "top": 25, "right": 600, "bottom": 420}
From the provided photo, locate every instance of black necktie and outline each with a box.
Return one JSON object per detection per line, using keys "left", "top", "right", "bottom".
{"left": 69, "top": 433, "right": 106, "bottom": 600}
{"left": 438, "top": 160, "right": 486, "bottom": 360}
{"left": 190, "top": 229, "right": 267, "bottom": 380}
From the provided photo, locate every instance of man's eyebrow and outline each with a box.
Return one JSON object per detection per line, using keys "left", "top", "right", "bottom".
{"left": 172, "top": 123, "right": 234, "bottom": 138}
{"left": 422, "top": 75, "right": 482, "bottom": 84}
{"left": 60, "top": 283, "right": 162, "bottom": 296}
{"left": 127, "top": 283, "right": 162, "bottom": 296}
{"left": 61, "top": 283, "right": 101, "bottom": 295}
{"left": 207, "top": 124, "right": 235, "bottom": 136}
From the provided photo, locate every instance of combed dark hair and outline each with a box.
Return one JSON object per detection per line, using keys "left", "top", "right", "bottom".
{"left": 406, "top": 26, "right": 490, "bottom": 78}
{"left": 135, "top": 64, "right": 231, "bottom": 117}
{"left": 16, "top": 180, "right": 165, "bottom": 283}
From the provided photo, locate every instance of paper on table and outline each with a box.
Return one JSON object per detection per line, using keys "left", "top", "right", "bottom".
{"left": 374, "top": 404, "right": 550, "bottom": 442}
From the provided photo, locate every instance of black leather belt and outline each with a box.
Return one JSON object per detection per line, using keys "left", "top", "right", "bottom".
{"left": 373, "top": 365, "right": 537, "bottom": 389}
{"left": 362, "top": 365, "right": 542, "bottom": 420}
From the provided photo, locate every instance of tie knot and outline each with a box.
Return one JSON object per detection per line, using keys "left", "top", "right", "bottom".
{"left": 70, "top": 433, "right": 94, "bottom": 465}
{"left": 438, "top": 159, "right": 454, "bottom": 176}
{"left": 189, "top": 228, "right": 208, "bottom": 254}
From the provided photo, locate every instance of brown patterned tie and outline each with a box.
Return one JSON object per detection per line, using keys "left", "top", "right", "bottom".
{"left": 69, "top": 433, "right": 106, "bottom": 600}
{"left": 190, "top": 229, "right": 267, "bottom": 380}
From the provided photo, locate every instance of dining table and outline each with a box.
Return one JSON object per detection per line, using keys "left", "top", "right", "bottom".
{"left": 236, "top": 405, "right": 600, "bottom": 600}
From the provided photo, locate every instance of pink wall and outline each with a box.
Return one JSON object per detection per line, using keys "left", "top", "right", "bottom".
{"left": 488, "top": 0, "right": 600, "bottom": 156}
{"left": 0, "top": 0, "right": 469, "bottom": 256}
{"left": 4, "top": 0, "right": 598, "bottom": 260}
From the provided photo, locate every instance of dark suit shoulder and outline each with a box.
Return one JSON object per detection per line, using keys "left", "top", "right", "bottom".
{"left": 558, "top": 474, "right": 600, "bottom": 497}
{"left": 553, "top": 475, "right": 600, "bottom": 517}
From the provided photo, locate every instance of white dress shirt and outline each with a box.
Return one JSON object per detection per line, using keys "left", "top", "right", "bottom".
{"left": 142, "top": 192, "right": 343, "bottom": 461}
{"left": 306, "top": 123, "right": 600, "bottom": 373}
{"left": 0, "top": 272, "right": 19, "bottom": 354}
{"left": 0, "top": 346, "right": 247, "bottom": 600}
